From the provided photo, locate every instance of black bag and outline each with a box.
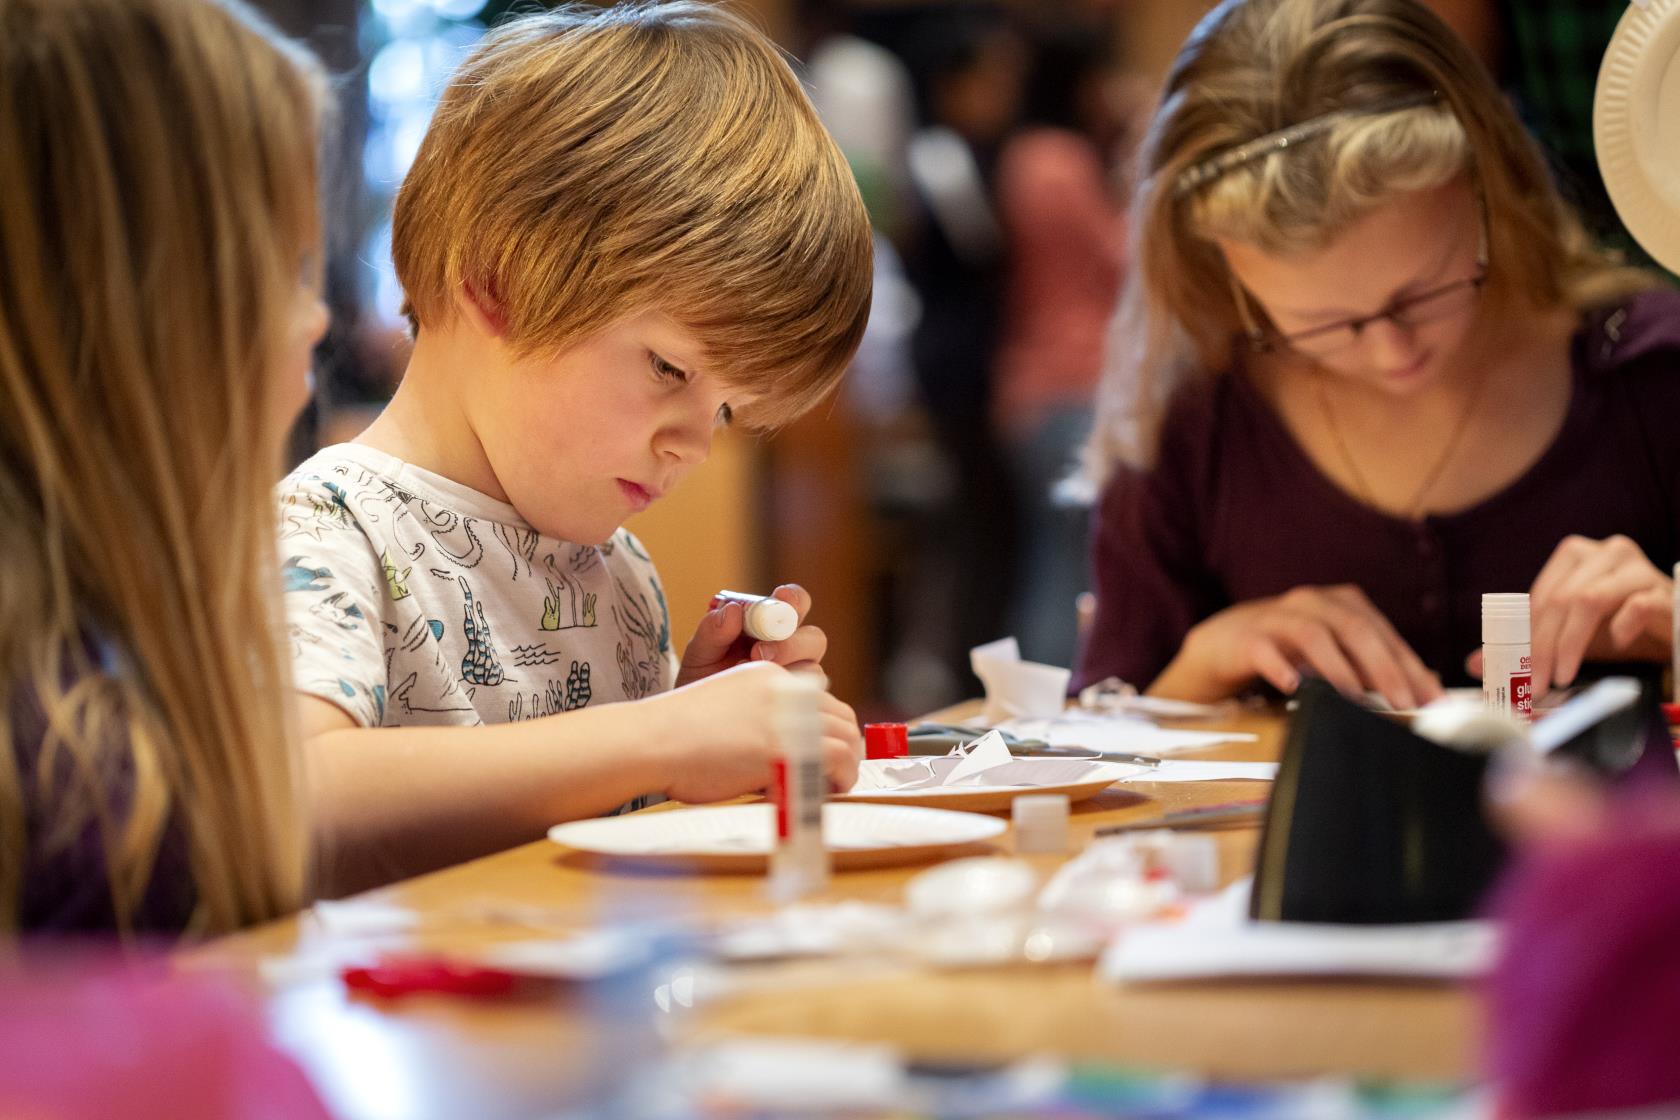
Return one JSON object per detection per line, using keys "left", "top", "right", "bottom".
{"left": 1249, "top": 677, "right": 1676, "bottom": 924}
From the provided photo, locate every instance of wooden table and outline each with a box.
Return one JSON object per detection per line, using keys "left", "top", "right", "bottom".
{"left": 192, "top": 710, "right": 1476, "bottom": 1119}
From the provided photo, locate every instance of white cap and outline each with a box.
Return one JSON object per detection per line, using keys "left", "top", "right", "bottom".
{"left": 1012, "top": 793, "right": 1070, "bottom": 855}
{"left": 1481, "top": 592, "right": 1531, "bottom": 644}
{"left": 745, "top": 598, "right": 799, "bottom": 643}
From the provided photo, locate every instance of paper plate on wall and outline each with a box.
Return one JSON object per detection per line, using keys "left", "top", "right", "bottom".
{"left": 1596, "top": 0, "right": 1680, "bottom": 271}
{"left": 548, "top": 802, "right": 1007, "bottom": 873}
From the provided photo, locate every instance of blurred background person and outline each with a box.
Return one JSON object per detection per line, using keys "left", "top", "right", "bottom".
{"left": 992, "top": 16, "right": 1133, "bottom": 669}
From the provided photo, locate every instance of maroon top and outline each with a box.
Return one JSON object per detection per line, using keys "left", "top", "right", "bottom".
{"left": 1075, "top": 290, "right": 1680, "bottom": 693}
{"left": 15, "top": 638, "right": 195, "bottom": 935}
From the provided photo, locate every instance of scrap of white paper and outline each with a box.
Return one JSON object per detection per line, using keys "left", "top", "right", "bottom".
{"left": 1101, "top": 878, "right": 1499, "bottom": 982}
{"left": 851, "top": 731, "right": 1115, "bottom": 793}
{"left": 943, "top": 728, "right": 1017, "bottom": 784}
{"left": 1000, "top": 711, "right": 1257, "bottom": 757}
{"left": 1078, "top": 677, "right": 1225, "bottom": 720}
{"left": 1115, "top": 760, "right": 1277, "bottom": 784}
{"left": 970, "top": 637, "right": 1072, "bottom": 721}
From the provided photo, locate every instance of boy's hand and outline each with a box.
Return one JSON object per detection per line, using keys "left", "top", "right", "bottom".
{"left": 652, "top": 661, "right": 863, "bottom": 802}
{"left": 676, "top": 583, "right": 829, "bottom": 687}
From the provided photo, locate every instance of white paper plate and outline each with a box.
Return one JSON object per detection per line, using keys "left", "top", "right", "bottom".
{"left": 1596, "top": 0, "right": 1680, "bottom": 271}
{"left": 835, "top": 758, "right": 1147, "bottom": 812}
{"left": 547, "top": 802, "right": 1007, "bottom": 872}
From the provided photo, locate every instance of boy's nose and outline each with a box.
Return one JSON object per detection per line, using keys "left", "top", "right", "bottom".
{"left": 655, "top": 418, "right": 712, "bottom": 467}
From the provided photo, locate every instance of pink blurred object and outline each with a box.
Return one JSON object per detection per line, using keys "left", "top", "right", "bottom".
{"left": 1486, "top": 797, "right": 1680, "bottom": 1118}
{"left": 0, "top": 956, "right": 331, "bottom": 1120}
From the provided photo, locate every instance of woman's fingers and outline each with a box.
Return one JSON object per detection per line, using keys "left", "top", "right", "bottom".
{"left": 1534, "top": 540, "right": 1665, "bottom": 689}
{"left": 1328, "top": 588, "right": 1442, "bottom": 704}
{"left": 1528, "top": 535, "right": 1590, "bottom": 612}
{"left": 1247, "top": 637, "right": 1302, "bottom": 695}
{"left": 1608, "top": 586, "right": 1671, "bottom": 653}
{"left": 1274, "top": 615, "right": 1365, "bottom": 698}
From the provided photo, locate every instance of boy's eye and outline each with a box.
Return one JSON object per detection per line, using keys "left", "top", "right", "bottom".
{"left": 650, "top": 352, "right": 689, "bottom": 383}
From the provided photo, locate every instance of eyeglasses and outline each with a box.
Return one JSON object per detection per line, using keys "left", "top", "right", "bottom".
{"left": 1231, "top": 203, "right": 1491, "bottom": 360}
{"left": 1252, "top": 269, "right": 1488, "bottom": 357}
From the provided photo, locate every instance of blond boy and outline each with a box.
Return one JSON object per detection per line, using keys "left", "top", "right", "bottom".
{"left": 279, "top": 3, "right": 872, "bottom": 887}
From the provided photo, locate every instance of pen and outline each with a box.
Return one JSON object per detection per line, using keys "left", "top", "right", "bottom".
{"left": 1094, "top": 798, "right": 1268, "bottom": 835}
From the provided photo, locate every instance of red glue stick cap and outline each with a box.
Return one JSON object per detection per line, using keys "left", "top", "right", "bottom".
{"left": 864, "top": 722, "right": 909, "bottom": 759}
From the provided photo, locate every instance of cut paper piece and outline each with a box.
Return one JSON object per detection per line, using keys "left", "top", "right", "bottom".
{"left": 1101, "top": 878, "right": 1499, "bottom": 983}
{"left": 853, "top": 732, "right": 1115, "bottom": 792}
{"left": 999, "top": 710, "right": 1258, "bottom": 757}
{"left": 846, "top": 731, "right": 1143, "bottom": 794}
{"left": 1115, "top": 760, "right": 1278, "bottom": 784}
{"left": 970, "top": 637, "right": 1071, "bottom": 722}
{"left": 839, "top": 731, "right": 1148, "bottom": 811}
{"left": 1077, "top": 676, "right": 1226, "bottom": 719}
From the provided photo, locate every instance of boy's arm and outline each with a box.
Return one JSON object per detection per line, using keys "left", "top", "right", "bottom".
{"left": 300, "top": 659, "right": 863, "bottom": 896}
{"left": 300, "top": 694, "right": 671, "bottom": 895}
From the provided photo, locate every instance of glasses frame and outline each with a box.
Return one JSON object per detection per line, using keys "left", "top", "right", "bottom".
{"left": 1231, "top": 207, "right": 1491, "bottom": 358}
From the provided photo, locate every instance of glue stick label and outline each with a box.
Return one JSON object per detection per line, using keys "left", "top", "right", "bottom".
{"left": 1511, "top": 663, "right": 1533, "bottom": 719}
{"left": 771, "top": 756, "right": 790, "bottom": 839}
{"left": 1485, "top": 646, "right": 1533, "bottom": 719}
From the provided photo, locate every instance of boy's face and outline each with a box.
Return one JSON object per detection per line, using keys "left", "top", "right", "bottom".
{"left": 469, "top": 309, "right": 742, "bottom": 545}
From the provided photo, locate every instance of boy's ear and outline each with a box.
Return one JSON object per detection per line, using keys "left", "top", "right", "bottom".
{"left": 457, "top": 277, "right": 508, "bottom": 338}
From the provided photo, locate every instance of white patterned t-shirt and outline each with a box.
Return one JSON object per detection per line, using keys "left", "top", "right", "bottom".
{"left": 278, "top": 444, "right": 677, "bottom": 729}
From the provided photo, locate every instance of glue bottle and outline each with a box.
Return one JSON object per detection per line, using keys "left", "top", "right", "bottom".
{"left": 769, "top": 672, "right": 828, "bottom": 902}
{"left": 710, "top": 590, "right": 799, "bottom": 642}
{"left": 1482, "top": 593, "right": 1533, "bottom": 719}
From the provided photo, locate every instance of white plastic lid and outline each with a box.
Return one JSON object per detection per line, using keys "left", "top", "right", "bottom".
{"left": 1012, "top": 794, "right": 1071, "bottom": 854}
{"left": 746, "top": 598, "right": 799, "bottom": 642}
{"left": 1481, "top": 592, "right": 1531, "bottom": 644}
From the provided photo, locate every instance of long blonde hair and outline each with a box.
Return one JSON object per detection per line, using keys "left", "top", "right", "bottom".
{"left": 1089, "top": 0, "right": 1657, "bottom": 479}
{"left": 391, "top": 2, "right": 873, "bottom": 430}
{"left": 0, "top": 0, "right": 324, "bottom": 935}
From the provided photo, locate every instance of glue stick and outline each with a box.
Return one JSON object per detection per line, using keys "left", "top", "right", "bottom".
{"left": 1482, "top": 593, "right": 1533, "bottom": 719}
{"left": 769, "top": 672, "right": 828, "bottom": 902}
{"left": 709, "top": 590, "right": 798, "bottom": 642}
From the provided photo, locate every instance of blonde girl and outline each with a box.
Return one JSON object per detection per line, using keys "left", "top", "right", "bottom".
{"left": 0, "top": 0, "right": 327, "bottom": 935}
{"left": 1077, "top": 0, "right": 1679, "bottom": 706}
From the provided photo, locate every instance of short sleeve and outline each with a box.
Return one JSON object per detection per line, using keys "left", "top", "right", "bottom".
{"left": 276, "top": 475, "right": 391, "bottom": 726}
{"left": 1073, "top": 383, "right": 1229, "bottom": 691}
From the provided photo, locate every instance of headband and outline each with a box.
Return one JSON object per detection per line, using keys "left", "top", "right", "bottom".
{"left": 1172, "top": 90, "right": 1443, "bottom": 199}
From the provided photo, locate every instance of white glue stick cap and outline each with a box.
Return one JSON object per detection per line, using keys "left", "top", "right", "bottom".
{"left": 743, "top": 598, "right": 799, "bottom": 643}
{"left": 1482, "top": 593, "right": 1531, "bottom": 645}
{"left": 1013, "top": 794, "right": 1070, "bottom": 855}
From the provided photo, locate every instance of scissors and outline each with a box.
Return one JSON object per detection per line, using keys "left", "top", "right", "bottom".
{"left": 906, "top": 723, "right": 1160, "bottom": 768}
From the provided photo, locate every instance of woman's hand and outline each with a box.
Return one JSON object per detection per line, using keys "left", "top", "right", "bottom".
{"left": 676, "top": 583, "right": 829, "bottom": 687}
{"left": 649, "top": 661, "right": 863, "bottom": 802}
{"left": 1523, "top": 535, "right": 1672, "bottom": 697}
{"left": 1150, "top": 584, "right": 1442, "bottom": 708}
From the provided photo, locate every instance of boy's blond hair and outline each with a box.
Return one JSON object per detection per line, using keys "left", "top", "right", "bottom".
{"left": 393, "top": 2, "right": 873, "bottom": 429}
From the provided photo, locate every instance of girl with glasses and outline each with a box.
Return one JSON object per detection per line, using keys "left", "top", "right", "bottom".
{"left": 1075, "top": 0, "right": 1679, "bottom": 708}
